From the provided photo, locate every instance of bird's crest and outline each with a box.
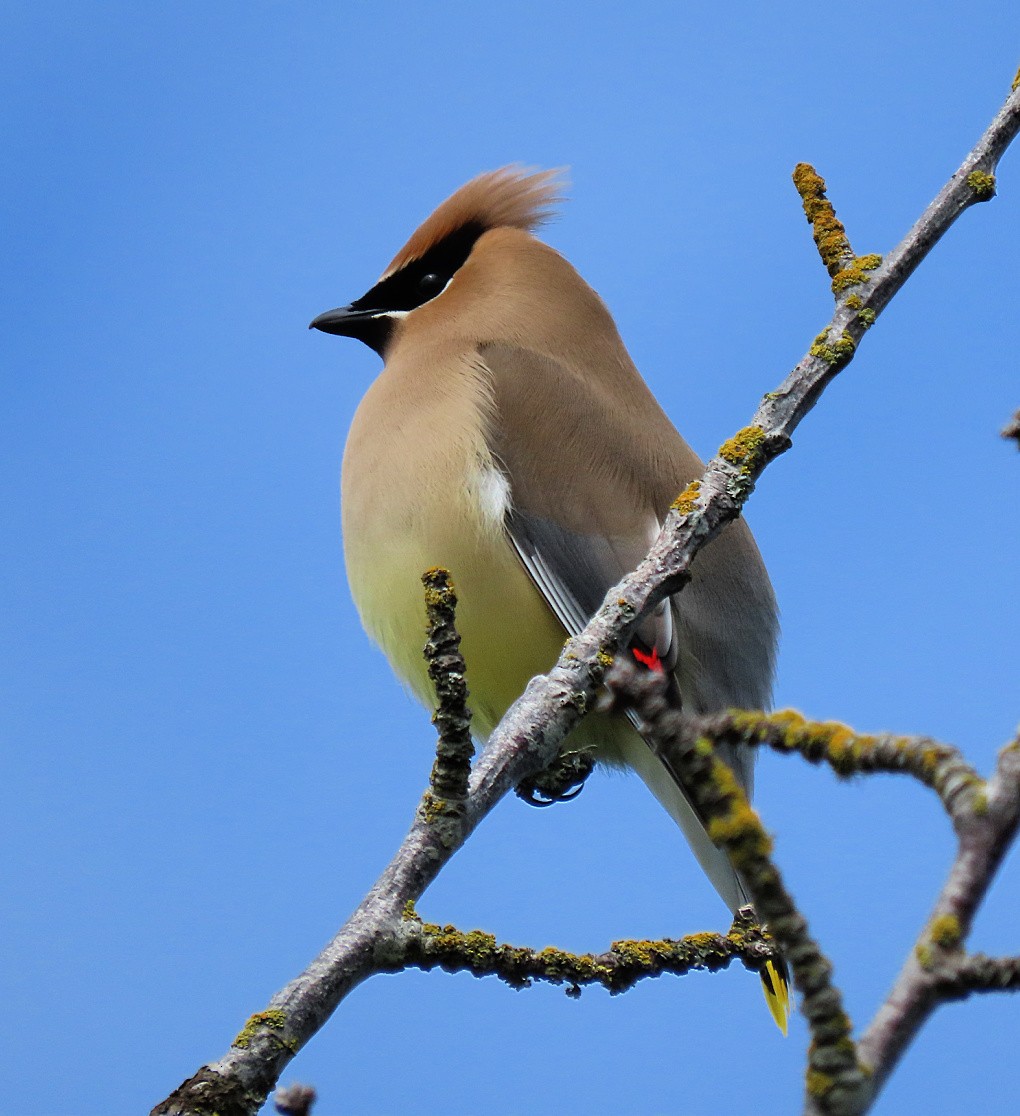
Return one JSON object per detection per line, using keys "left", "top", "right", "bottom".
{"left": 382, "top": 166, "right": 566, "bottom": 278}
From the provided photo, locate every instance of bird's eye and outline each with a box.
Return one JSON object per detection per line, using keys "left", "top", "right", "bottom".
{"left": 418, "top": 272, "right": 445, "bottom": 297}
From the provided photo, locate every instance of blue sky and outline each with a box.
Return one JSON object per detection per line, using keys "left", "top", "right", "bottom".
{"left": 3, "top": 4, "right": 1019, "bottom": 1114}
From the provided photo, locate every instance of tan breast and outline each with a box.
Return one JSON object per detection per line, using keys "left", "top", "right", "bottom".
{"left": 341, "top": 342, "right": 567, "bottom": 739}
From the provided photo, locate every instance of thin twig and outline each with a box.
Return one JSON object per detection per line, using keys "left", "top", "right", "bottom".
{"left": 421, "top": 567, "right": 474, "bottom": 803}
{"left": 273, "top": 1083, "right": 316, "bottom": 1116}
{"left": 940, "top": 952, "right": 1020, "bottom": 996}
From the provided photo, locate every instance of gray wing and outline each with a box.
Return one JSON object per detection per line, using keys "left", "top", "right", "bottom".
{"left": 477, "top": 339, "right": 773, "bottom": 799}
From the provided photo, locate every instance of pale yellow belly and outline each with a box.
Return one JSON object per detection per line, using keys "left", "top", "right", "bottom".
{"left": 344, "top": 491, "right": 571, "bottom": 740}
{"left": 340, "top": 365, "right": 575, "bottom": 743}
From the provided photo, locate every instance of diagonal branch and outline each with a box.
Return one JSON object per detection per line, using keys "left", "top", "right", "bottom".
{"left": 602, "top": 664, "right": 867, "bottom": 1114}
{"left": 855, "top": 730, "right": 1020, "bottom": 1106}
{"left": 150, "top": 76, "right": 1020, "bottom": 1116}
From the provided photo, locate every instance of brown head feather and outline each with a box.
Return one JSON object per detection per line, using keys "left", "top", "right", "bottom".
{"left": 381, "top": 166, "right": 566, "bottom": 278}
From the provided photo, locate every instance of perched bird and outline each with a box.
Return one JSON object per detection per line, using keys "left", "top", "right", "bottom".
{"left": 310, "top": 167, "right": 787, "bottom": 1031}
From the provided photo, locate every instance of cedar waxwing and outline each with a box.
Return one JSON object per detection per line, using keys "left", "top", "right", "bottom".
{"left": 311, "top": 168, "right": 788, "bottom": 1032}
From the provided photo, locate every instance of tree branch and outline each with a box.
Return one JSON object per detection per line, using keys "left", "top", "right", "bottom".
{"left": 151, "top": 75, "right": 1020, "bottom": 1116}
{"left": 397, "top": 904, "right": 776, "bottom": 995}
{"left": 421, "top": 567, "right": 475, "bottom": 803}
{"left": 855, "top": 730, "right": 1020, "bottom": 1105}
{"left": 603, "top": 664, "right": 867, "bottom": 1115}
{"left": 681, "top": 710, "right": 985, "bottom": 827}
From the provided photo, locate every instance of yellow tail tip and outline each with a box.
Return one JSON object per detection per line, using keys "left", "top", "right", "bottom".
{"left": 760, "top": 957, "right": 790, "bottom": 1035}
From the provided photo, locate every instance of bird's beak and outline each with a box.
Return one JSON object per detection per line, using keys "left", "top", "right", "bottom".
{"left": 308, "top": 304, "right": 380, "bottom": 336}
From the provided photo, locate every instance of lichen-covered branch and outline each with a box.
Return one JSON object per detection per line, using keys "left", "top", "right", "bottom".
{"left": 613, "top": 700, "right": 1020, "bottom": 1113}
{"left": 855, "top": 731, "right": 1020, "bottom": 1107}
{"left": 791, "top": 163, "right": 860, "bottom": 282}
{"left": 603, "top": 664, "right": 867, "bottom": 1115}
{"left": 397, "top": 903, "right": 775, "bottom": 995}
{"left": 150, "top": 76, "right": 1020, "bottom": 1116}
{"left": 685, "top": 710, "right": 985, "bottom": 828}
{"left": 940, "top": 952, "right": 1020, "bottom": 996}
{"left": 421, "top": 567, "right": 475, "bottom": 803}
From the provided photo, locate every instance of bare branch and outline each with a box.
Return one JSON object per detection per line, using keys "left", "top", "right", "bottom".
{"left": 273, "top": 1083, "right": 316, "bottom": 1116}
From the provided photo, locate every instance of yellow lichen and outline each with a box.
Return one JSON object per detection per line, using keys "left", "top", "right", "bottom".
{"left": 806, "top": 1069, "right": 836, "bottom": 1098}
{"left": 421, "top": 567, "right": 456, "bottom": 606}
{"left": 718, "top": 426, "right": 766, "bottom": 469}
{"left": 831, "top": 253, "right": 882, "bottom": 293}
{"left": 811, "top": 329, "right": 855, "bottom": 365}
{"left": 233, "top": 1009, "right": 287, "bottom": 1049}
{"left": 671, "top": 479, "right": 701, "bottom": 514}
{"left": 930, "top": 914, "right": 962, "bottom": 949}
{"left": 966, "top": 170, "right": 996, "bottom": 199}
{"left": 706, "top": 761, "right": 774, "bottom": 864}
{"left": 792, "top": 163, "right": 854, "bottom": 277}
{"left": 845, "top": 293, "right": 863, "bottom": 310}
{"left": 686, "top": 931, "right": 722, "bottom": 951}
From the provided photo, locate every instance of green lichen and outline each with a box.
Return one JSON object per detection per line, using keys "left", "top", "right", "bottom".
{"left": 402, "top": 900, "right": 419, "bottom": 921}
{"left": 859, "top": 307, "right": 876, "bottom": 327}
{"left": 966, "top": 170, "right": 996, "bottom": 199}
{"left": 233, "top": 1009, "right": 287, "bottom": 1049}
{"left": 811, "top": 329, "right": 855, "bottom": 366}
{"left": 915, "top": 943, "right": 934, "bottom": 970}
{"left": 610, "top": 939, "right": 664, "bottom": 968}
{"left": 671, "top": 479, "right": 701, "bottom": 514}
{"left": 1014, "top": 65, "right": 1020, "bottom": 92}
{"left": 972, "top": 788, "right": 989, "bottom": 816}
{"left": 845, "top": 293, "right": 863, "bottom": 310}
{"left": 930, "top": 913, "right": 962, "bottom": 949}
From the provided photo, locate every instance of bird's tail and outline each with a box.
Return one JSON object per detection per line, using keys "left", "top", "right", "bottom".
{"left": 761, "top": 955, "right": 791, "bottom": 1035}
